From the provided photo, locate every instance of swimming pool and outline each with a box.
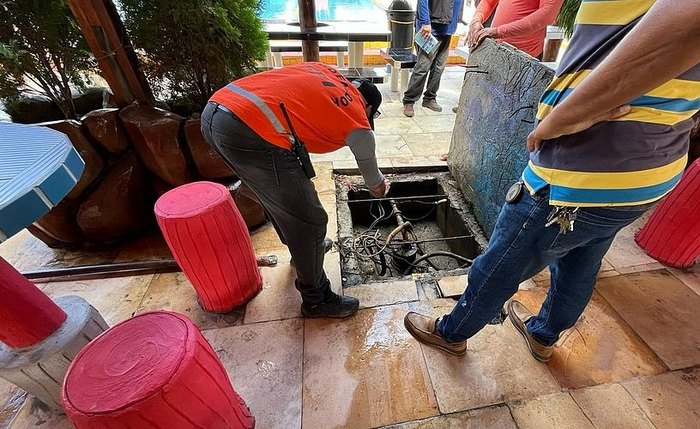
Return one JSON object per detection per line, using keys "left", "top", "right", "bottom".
{"left": 260, "top": 0, "right": 387, "bottom": 23}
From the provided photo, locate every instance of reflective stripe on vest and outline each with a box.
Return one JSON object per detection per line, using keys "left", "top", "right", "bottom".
{"left": 223, "top": 83, "right": 294, "bottom": 144}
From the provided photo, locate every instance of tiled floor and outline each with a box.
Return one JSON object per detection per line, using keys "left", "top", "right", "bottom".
{"left": 1, "top": 67, "right": 700, "bottom": 428}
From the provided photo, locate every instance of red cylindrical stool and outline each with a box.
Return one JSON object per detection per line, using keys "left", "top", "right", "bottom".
{"left": 62, "top": 311, "right": 255, "bottom": 428}
{"left": 155, "top": 181, "right": 263, "bottom": 313}
{"left": 636, "top": 158, "right": 700, "bottom": 268}
{"left": 0, "top": 256, "right": 67, "bottom": 348}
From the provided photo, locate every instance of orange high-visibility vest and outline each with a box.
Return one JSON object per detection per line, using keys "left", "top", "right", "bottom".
{"left": 209, "top": 63, "right": 370, "bottom": 154}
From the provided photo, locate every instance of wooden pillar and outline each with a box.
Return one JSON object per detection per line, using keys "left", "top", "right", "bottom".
{"left": 0, "top": 257, "right": 66, "bottom": 348}
{"left": 299, "top": 0, "right": 320, "bottom": 62}
{"left": 67, "top": 0, "right": 154, "bottom": 107}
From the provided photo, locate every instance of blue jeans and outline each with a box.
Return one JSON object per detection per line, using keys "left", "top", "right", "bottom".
{"left": 437, "top": 188, "right": 652, "bottom": 346}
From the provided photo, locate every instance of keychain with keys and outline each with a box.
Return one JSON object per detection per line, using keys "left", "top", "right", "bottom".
{"left": 545, "top": 206, "right": 579, "bottom": 234}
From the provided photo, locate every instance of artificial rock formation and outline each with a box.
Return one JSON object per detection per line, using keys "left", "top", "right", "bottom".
{"left": 448, "top": 39, "right": 555, "bottom": 236}
{"left": 76, "top": 152, "right": 153, "bottom": 242}
{"left": 44, "top": 120, "right": 104, "bottom": 200}
{"left": 184, "top": 117, "right": 235, "bottom": 178}
{"left": 120, "top": 104, "right": 194, "bottom": 186}
{"left": 81, "top": 108, "right": 130, "bottom": 155}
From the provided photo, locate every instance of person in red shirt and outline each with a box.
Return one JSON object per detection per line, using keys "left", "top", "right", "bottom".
{"left": 467, "top": 0, "right": 564, "bottom": 59}
{"left": 202, "top": 63, "right": 390, "bottom": 319}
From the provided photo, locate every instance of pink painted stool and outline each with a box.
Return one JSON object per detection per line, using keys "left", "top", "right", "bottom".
{"left": 636, "top": 158, "right": 700, "bottom": 268}
{"left": 155, "top": 181, "right": 262, "bottom": 313}
{"left": 62, "top": 311, "right": 255, "bottom": 428}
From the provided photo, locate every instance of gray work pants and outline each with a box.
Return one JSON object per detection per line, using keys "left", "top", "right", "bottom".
{"left": 200, "top": 102, "right": 331, "bottom": 303}
{"left": 402, "top": 35, "right": 452, "bottom": 105}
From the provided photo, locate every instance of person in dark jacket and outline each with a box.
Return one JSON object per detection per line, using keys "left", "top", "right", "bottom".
{"left": 402, "top": 0, "right": 464, "bottom": 117}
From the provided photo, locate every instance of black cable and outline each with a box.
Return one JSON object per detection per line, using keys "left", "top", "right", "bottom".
{"left": 403, "top": 251, "right": 473, "bottom": 275}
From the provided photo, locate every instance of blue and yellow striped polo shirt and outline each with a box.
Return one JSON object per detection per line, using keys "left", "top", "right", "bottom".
{"left": 523, "top": 0, "right": 700, "bottom": 207}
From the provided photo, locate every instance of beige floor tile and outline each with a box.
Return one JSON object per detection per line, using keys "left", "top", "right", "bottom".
{"left": 250, "top": 223, "right": 288, "bottom": 256}
{"left": 422, "top": 321, "right": 560, "bottom": 414}
{"left": 303, "top": 305, "right": 439, "bottom": 428}
{"left": 345, "top": 280, "right": 418, "bottom": 309}
{"left": 0, "top": 379, "right": 25, "bottom": 429}
{"left": 333, "top": 158, "right": 394, "bottom": 171}
{"left": 623, "top": 368, "right": 700, "bottom": 428}
{"left": 413, "top": 115, "right": 457, "bottom": 134}
{"left": 0, "top": 230, "right": 65, "bottom": 272}
{"left": 617, "top": 262, "right": 666, "bottom": 275}
{"left": 604, "top": 213, "right": 658, "bottom": 271}
{"left": 7, "top": 398, "right": 72, "bottom": 429}
{"left": 244, "top": 265, "right": 301, "bottom": 324}
{"left": 510, "top": 392, "right": 594, "bottom": 429}
{"left": 374, "top": 135, "right": 413, "bottom": 158}
{"left": 311, "top": 162, "right": 336, "bottom": 195}
{"left": 379, "top": 405, "right": 517, "bottom": 428}
{"left": 325, "top": 251, "right": 343, "bottom": 294}
{"left": 571, "top": 383, "right": 655, "bottom": 429}
{"left": 311, "top": 146, "right": 354, "bottom": 163}
{"left": 41, "top": 275, "right": 152, "bottom": 326}
{"left": 375, "top": 118, "right": 424, "bottom": 136}
{"left": 203, "top": 319, "right": 303, "bottom": 429}
{"left": 669, "top": 266, "right": 700, "bottom": 296}
{"left": 403, "top": 133, "right": 452, "bottom": 157}
{"left": 135, "top": 272, "right": 245, "bottom": 331}
{"left": 377, "top": 101, "right": 428, "bottom": 118}
{"left": 513, "top": 289, "right": 666, "bottom": 389}
{"left": 437, "top": 275, "right": 467, "bottom": 298}
{"left": 596, "top": 270, "right": 700, "bottom": 370}
{"left": 531, "top": 267, "right": 550, "bottom": 285}
{"left": 391, "top": 156, "right": 445, "bottom": 169}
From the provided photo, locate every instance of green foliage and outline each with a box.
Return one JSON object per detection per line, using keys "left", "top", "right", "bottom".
{"left": 556, "top": 0, "right": 582, "bottom": 38}
{"left": 119, "top": 0, "right": 268, "bottom": 110}
{"left": 0, "top": 0, "right": 94, "bottom": 119}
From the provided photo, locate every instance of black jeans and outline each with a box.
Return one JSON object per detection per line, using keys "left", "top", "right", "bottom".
{"left": 200, "top": 102, "right": 331, "bottom": 303}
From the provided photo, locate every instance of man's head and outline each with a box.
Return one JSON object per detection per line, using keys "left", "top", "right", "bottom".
{"left": 353, "top": 79, "right": 382, "bottom": 129}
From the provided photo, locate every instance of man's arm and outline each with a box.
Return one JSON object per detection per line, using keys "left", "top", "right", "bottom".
{"left": 467, "top": 0, "right": 498, "bottom": 46}
{"left": 345, "top": 129, "right": 389, "bottom": 197}
{"left": 493, "top": 0, "right": 563, "bottom": 39}
{"left": 417, "top": 0, "right": 432, "bottom": 35}
{"left": 528, "top": 0, "right": 700, "bottom": 151}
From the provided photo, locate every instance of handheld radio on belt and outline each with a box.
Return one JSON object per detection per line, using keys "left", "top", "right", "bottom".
{"left": 278, "top": 102, "right": 316, "bottom": 179}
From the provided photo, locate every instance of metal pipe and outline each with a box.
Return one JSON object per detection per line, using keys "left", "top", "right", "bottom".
{"left": 347, "top": 194, "right": 447, "bottom": 203}
{"left": 390, "top": 235, "right": 475, "bottom": 245}
{"left": 22, "top": 255, "right": 279, "bottom": 283}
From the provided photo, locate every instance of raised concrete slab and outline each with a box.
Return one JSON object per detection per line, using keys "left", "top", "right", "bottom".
{"left": 447, "top": 39, "right": 555, "bottom": 236}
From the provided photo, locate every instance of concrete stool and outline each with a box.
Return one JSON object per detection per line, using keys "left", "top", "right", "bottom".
{"left": 636, "top": 158, "right": 700, "bottom": 267}
{"left": 155, "top": 181, "right": 262, "bottom": 313}
{"left": 62, "top": 311, "right": 255, "bottom": 429}
{"left": 0, "top": 256, "right": 108, "bottom": 411}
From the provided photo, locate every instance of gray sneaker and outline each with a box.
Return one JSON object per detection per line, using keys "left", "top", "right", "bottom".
{"left": 403, "top": 104, "right": 415, "bottom": 117}
{"left": 507, "top": 300, "right": 553, "bottom": 362}
{"left": 422, "top": 99, "right": 443, "bottom": 112}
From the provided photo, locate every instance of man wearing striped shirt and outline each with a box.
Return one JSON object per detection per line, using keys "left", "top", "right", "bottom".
{"left": 404, "top": 0, "right": 700, "bottom": 359}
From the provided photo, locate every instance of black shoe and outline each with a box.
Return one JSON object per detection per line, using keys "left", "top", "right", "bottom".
{"left": 291, "top": 238, "right": 333, "bottom": 268}
{"left": 301, "top": 290, "right": 359, "bottom": 319}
